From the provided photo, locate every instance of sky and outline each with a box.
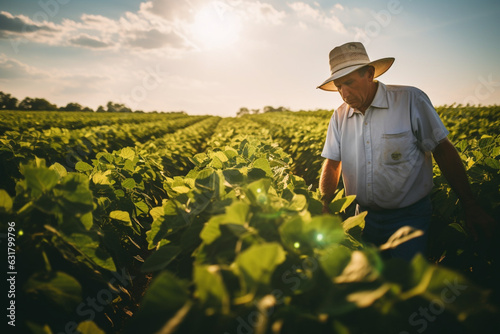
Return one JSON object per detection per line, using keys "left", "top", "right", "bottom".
{"left": 0, "top": 0, "right": 499, "bottom": 117}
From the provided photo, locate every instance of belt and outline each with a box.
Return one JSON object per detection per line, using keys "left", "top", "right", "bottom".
{"left": 357, "top": 195, "right": 431, "bottom": 214}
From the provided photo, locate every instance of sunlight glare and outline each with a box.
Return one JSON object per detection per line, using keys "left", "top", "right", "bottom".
{"left": 190, "top": 4, "right": 242, "bottom": 49}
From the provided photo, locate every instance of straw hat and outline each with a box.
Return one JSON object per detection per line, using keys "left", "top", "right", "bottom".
{"left": 317, "top": 42, "right": 395, "bottom": 91}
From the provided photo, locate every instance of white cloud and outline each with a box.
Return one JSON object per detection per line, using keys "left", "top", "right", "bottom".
{"left": 0, "top": 53, "right": 48, "bottom": 79}
{"left": 0, "top": 10, "right": 59, "bottom": 35}
{"left": 288, "top": 2, "right": 346, "bottom": 33}
{"left": 243, "top": 1, "right": 286, "bottom": 25}
{"left": 69, "top": 34, "right": 111, "bottom": 49}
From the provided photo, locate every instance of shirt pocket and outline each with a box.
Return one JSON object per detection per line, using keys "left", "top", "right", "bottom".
{"left": 381, "top": 131, "right": 413, "bottom": 165}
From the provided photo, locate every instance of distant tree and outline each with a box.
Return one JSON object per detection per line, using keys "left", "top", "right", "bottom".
{"left": 251, "top": 108, "right": 260, "bottom": 114}
{"left": 263, "top": 106, "right": 289, "bottom": 113}
{"left": 96, "top": 105, "right": 106, "bottom": 113}
{"left": 106, "top": 101, "right": 132, "bottom": 113}
{"left": 134, "top": 110, "right": 145, "bottom": 113}
{"left": 263, "top": 106, "right": 274, "bottom": 113}
{"left": 0, "top": 92, "right": 18, "bottom": 110}
{"left": 59, "top": 102, "right": 83, "bottom": 112}
{"left": 82, "top": 107, "right": 94, "bottom": 112}
{"left": 237, "top": 107, "right": 249, "bottom": 117}
{"left": 18, "top": 97, "right": 57, "bottom": 111}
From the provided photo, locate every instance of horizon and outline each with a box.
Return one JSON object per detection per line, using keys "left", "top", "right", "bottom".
{"left": 1, "top": 0, "right": 499, "bottom": 117}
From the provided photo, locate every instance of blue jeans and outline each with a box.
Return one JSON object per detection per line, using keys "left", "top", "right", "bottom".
{"left": 357, "top": 196, "right": 432, "bottom": 261}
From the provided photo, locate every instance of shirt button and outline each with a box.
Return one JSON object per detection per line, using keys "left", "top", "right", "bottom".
{"left": 367, "top": 161, "right": 371, "bottom": 164}
{"left": 365, "top": 122, "right": 368, "bottom": 125}
{"left": 366, "top": 141, "right": 370, "bottom": 144}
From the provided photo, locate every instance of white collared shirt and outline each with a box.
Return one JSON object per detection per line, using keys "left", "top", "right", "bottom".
{"left": 322, "top": 81, "right": 449, "bottom": 209}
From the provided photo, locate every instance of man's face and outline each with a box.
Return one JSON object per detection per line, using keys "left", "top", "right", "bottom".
{"left": 333, "top": 68, "right": 374, "bottom": 111}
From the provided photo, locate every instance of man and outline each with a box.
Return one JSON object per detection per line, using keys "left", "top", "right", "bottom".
{"left": 318, "top": 42, "right": 495, "bottom": 260}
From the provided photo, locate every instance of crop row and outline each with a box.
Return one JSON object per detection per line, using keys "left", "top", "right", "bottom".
{"left": 0, "top": 110, "right": 189, "bottom": 134}
{"left": 0, "top": 115, "right": 210, "bottom": 194}
{"left": 245, "top": 112, "right": 329, "bottom": 188}
{"left": 0, "top": 115, "right": 223, "bottom": 333}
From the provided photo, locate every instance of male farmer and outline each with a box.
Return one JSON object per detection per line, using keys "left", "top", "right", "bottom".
{"left": 318, "top": 42, "right": 495, "bottom": 260}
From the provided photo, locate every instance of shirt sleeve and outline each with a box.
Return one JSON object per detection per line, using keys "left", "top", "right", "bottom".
{"left": 321, "top": 112, "right": 342, "bottom": 161}
{"left": 410, "top": 89, "right": 449, "bottom": 152}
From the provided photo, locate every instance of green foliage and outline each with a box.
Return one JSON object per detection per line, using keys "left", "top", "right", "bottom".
{"left": 1, "top": 107, "right": 499, "bottom": 333}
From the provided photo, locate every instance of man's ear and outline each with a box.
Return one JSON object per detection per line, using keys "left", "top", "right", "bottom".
{"left": 368, "top": 66, "right": 375, "bottom": 80}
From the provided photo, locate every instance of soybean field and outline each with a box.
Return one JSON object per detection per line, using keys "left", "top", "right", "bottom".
{"left": 1, "top": 106, "right": 499, "bottom": 334}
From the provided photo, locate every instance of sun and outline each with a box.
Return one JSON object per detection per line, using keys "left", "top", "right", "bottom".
{"left": 190, "top": 4, "right": 242, "bottom": 49}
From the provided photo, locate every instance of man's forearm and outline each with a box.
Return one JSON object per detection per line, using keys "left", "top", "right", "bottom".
{"left": 319, "top": 159, "right": 342, "bottom": 208}
{"left": 432, "top": 138, "right": 475, "bottom": 205}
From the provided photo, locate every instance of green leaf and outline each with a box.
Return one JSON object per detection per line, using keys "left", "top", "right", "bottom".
{"left": 77, "top": 321, "right": 105, "bottom": 334}
{"left": 334, "top": 250, "right": 380, "bottom": 283}
{"left": 92, "top": 170, "right": 113, "bottom": 185}
{"left": 279, "top": 215, "right": 307, "bottom": 252}
{"left": 342, "top": 211, "right": 367, "bottom": 232}
{"left": 191, "top": 153, "right": 207, "bottom": 166}
{"left": 247, "top": 178, "right": 271, "bottom": 205}
{"left": 200, "top": 215, "right": 224, "bottom": 245}
{"left": 110, "top": 210, "right": 132, "bottom": 226}
{"left": 55, "top": 173, "right": 93, "bottom": 207}
{"left": 62, "top": 232, "right": 117, "bottom": 272}
{"left": 194, "top": 264, "right": 229, "bottom": 311}
{"left": 50, "top": 162, "right": 68, "bottom": 178}
{"left": 379, "top": 226, "right": 424, "bottom": 251}
{"left": 118, "top": 147, "right": 135, "bottom": 160}
{"left": 171, "top": 186, "right": 190, "bottom": 194}
{"left": 346, "top": 283, "right": 392, "bottom": 308}
{"left": 319, "top": 244, "right": 352, "bottom": 278}
{"left": 286, "top": 194, "right": 307, "bottom": 211}
{"left": 121, "top": 178, "right": 136, "bottom": 189}
{"left": 304, "top": 215, "right": 345, "bottom": 248}
{"left": 235, "top": 242, "right": 286, "bottom": 290}
{"left": 24, "top": 167, "right": 60, "bottom": 197}
{"left": 484, "top": 157, "right": 500, "bottom": 169}
{"left": 141, "top": 245, "right": 181, "bottom": 272}
{"left": 150, "top": 206, "right": 164, "bottom": 221}
{"left": 0, "top": 189, "right": 13, "bottom": 213}
{"left": 209, "top": 156, "right": 223, "bottom": 169}
{"left": 222, "top": 201, "right": 249, "bottom": 225}
{"left": 80, "top": 211, "right": 93, "bottom": 230}
{"left": 24, "top": 271, "right": 82, "bottom": 312}
{"left": 212, "top": 150, "right": 229, "bottom": 163}
{"left": 224, "top": 148, "right": 238, "bottom": 160}
{"left": 223, "top": 168, "right": 244, "bottom": 184}
{"left": 252, "top": 157, "right": 272, "bottom": 176}
{"left": 195, "top": 168, "right": 225, "bottom": 198}
{"left": 75, "top": 161, "right": 93, "bottom": 172}
{"left": 134, "top": 200, "right": 149, "bottom": 216}
{"left": 133, "top": 271, "right": 189, "bottom": 332}
{"left": 329, "top": 195, "right": 356, "bottom": 214}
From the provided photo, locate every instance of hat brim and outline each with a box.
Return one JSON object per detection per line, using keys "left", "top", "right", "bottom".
{"left": 317, "top": 57, "right": 395, "bottom": 91}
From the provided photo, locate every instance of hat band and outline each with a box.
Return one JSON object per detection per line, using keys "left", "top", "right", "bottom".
{"left": 330, "top": 60, "right": 370, "bottom": 76}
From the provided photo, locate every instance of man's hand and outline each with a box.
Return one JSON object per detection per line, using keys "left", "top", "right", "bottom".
{"left": 432, "top": 139, "right": 498, "bottom": 243}
{"left": 463, "top": 201, "right": 498, "bottom": 242}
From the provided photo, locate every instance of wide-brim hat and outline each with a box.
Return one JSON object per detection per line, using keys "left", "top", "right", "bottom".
{"left": 317, "top": 42, "right": 395, "bottom": 91}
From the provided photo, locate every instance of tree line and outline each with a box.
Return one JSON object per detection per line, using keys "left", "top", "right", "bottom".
{"left": 236, "top": 106, "right": 290, "bottom": 117}
{"left": 0, "top": 91, "right": 174, "bottom": 113}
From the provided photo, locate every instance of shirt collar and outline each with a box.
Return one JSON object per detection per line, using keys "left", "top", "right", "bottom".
{"left": 347, "top": 81, "right": 389, "bottom": 118}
